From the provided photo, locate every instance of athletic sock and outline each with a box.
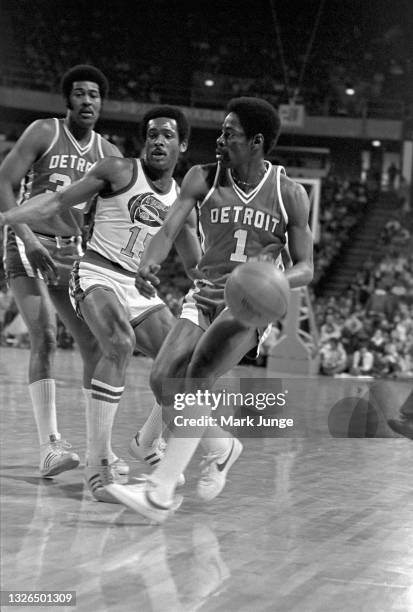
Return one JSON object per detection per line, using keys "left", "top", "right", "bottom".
{"left": 86, "top": 379, "right": 124, "bottom": 466}
{"left": 150, "top": 436, "right": 201, "bottom": 504}
{"left": 139, "top": 402, "right": 163, "bottom": 447}
{"left": 29, "top": 379, "right": 58, "bottom": 446}
{"left": 84, "top": 386, "right": 121, "bottom": 464}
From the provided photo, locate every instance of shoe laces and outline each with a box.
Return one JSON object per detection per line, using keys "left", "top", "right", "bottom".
{"left": 42, "top": 437, "right": 72, "bottom": 454}
{"left": 200, "top": 452, "right": 223, "bottom": 476}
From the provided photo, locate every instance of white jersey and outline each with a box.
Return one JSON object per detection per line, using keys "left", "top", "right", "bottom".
{"left": 87, "top": 158, "right": 179, "bottom": 273}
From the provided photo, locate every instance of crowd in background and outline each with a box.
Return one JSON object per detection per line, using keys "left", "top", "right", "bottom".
{"left": 314, "top": 210, "right": 413, "bottom": 379}
{"left": 2, "top": 2, "right": 412, "bottom": 119}
{"left": 313, "top": 175, "right": 374, "bottom": 286}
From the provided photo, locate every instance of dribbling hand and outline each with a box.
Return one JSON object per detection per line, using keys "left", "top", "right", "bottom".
{"left": 135, "top": 264, "right": 160, "bottom": 298}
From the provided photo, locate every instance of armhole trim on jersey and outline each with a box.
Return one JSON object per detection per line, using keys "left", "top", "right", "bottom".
{"left": 100, "top": 158, "right": 137, "bottom": 199}
{"left": 198, "top": 163, "right": 220, "bottom": 209}
{"left": 37, "top": 118, "right": 59, "bottom": 162}
{"left": 276, "top": 165, "right": 288, "bottom": 225}
{"left": 97, "top": 134, "right": 105, "bottom": 159}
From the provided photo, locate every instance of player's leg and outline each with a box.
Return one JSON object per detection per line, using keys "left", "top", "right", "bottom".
{"left": 48, "top": 285, "right": 128, "bottom": 478}
{"left": 108, "top": 311, "right": 256, "bottom": 520}
{"left": 48, "top": 286, "right": 100, "bottom": 387}
{"left": 157, "top": 308, "right": 256, "bottom": 503}
{"left": 76, "top": 284, "right": 136, "bottom": 500}
{"left": 129, "top": 310, "right": 200, "bottom": 470}
{"left": 9, "top": 275, "right": 80, "bottom": 476}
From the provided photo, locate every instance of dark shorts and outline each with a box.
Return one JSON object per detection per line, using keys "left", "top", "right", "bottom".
{"left": 4, "top": 228, "right": 83, "bottom": 288}
{"left": 180, "top": 279, "right": 227, "bottom": 330}
{"left": 180, "top": 278, "right": 270, "bottom": 354}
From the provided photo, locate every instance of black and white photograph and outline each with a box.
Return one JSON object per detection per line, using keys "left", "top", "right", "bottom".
{"left": 0, "top": 1, "right": 412, "bottom": 610}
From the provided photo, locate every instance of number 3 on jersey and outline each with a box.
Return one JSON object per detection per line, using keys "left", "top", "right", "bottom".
{"left": 230, "top": 228, "right": 248, "bottom": 262}
{"left": 46, "top": 172, "right": 87, "bottom": 210}
{"left": 46, "top": 172, "right": 71, "bottom": 193}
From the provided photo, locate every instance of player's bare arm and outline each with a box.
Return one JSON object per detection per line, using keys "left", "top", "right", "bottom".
{"left": 137, "top": 164, "right": 208, "bottom": 288}
{"left": 0, "top": 119, "right": 57, "bottom": 213}
{"left": 101, "top": 138, "right": 123, "bottom": 158}
{"left": 280, "top": 176, "right": 314, "bottom": 289}
{"left": 174, "top": 209, "right": 202, "bottom": 279}
{"left": 0, "top": 119, "right": 62, "bottom": 277}
{"left": 135, "top": 209, "right": 202, "bottom": 299}
{"left": 0, "top": 156, "right": 130, "bottom": 228}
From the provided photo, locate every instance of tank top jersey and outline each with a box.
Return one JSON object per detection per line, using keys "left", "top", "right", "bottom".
{"left": 17, "top": 118, "right": 106, "bottom": 234}
{"left": 196, "top": 161, "right": 288, "bottom": 286}
{"left": 87, "top": 158, "right": 179, "bottom": 274}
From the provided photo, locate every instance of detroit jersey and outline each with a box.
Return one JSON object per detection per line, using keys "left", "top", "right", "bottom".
{"left": 18, "top": 118, "right": 106, "bottom": 235}
{"left": 86, "top": 158, "right": 179, "bottom": 273}
{"left": 197, "top": 161, "right": 288, "bottom": 286}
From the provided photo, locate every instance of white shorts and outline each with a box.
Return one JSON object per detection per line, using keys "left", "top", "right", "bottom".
{"left": 69, "top": 259, "right": 166, "bottom": 327}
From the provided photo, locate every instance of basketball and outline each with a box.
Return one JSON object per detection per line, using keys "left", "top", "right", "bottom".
{"left": 224, "top": 261, "right": 290, "bottom": 327}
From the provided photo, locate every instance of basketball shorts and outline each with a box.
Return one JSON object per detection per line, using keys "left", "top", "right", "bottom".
{"left": 69, "top": 252, "right": 167, "bottom": 327}
{"left": 180, "top": 279, "right": 227, "bottom": 331}
{"left": 180, "top": 278, "right": 271, "bottom": 355}
{"left": 4, "top": 228, "right": 82, "bottom": 288}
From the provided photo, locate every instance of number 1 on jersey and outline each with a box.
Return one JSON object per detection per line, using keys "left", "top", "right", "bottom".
{"left": 230, "top": 228, "right": 248, "bottom": 262}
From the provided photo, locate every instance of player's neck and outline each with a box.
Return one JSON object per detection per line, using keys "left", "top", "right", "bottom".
{"left": 231, "top": 161, "right": 267, "bottom": 191}
{"left": 64, "top": 118, "right": 93, "bottom": 145}
{"left": 141, "top": 159, "right": 173, "bottom": 193}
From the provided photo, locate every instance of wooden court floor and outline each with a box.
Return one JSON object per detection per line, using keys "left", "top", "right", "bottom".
{"left": 0, "top": 347, "right": 412, "bottom": 612}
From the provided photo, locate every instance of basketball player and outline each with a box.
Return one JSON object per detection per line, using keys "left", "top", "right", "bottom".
{"left": 106, "top": 97, "right": 314, "bottom": 522}
{"left": 0, "top": 105, "right": 201, "bottom": 501}
{"left": 0, "top": 65, "right": 122, "bottom": 479}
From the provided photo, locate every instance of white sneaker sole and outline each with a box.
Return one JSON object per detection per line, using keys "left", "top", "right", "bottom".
{"left": 40, "top": 455, "right": 80, "bottom": 478}
{"left": 106, "top": 483, "right": 182, "bottom": 524}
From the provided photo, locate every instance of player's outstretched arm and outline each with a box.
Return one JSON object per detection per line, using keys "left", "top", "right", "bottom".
{"left": 138, "top": 165, "right": 207, "bottom": 288}
{"left": 0, "top": 157, "right": 116, "bottom": 228}
{"left": 282, "top": 179, "right": 314, "bottom": 289}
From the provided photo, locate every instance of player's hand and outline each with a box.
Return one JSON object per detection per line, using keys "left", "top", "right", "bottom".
{"left": 24, "top": 237, "right": 59, "bottom": 284}
{"left": 135, "top": 263, "right": 160, "bottom": 298}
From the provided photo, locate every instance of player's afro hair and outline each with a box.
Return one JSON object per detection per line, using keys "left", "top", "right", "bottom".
{"left": 61, "top": 65, "right": 109, "bottom": 102}
{"left": 141, "top": 105, "right": 190, "bottom": 144}
{"left": 226, "top": 97, "right": 281, "bottom": 154}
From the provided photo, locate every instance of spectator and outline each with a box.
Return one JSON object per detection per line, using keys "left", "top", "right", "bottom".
{"left": 341, "top": 310, "right": 364, "bottom": 353}
{"left": 387, "top": 162, "right": 399, "bottom": 189}
{"left": 350, "top": 343, "right": 375, "bottom": 376}
{"left": 319, "top": 337, "right": 348, "bottom": 376}
{"left": 319, "top": 313, "right": 342, "bottom": 345}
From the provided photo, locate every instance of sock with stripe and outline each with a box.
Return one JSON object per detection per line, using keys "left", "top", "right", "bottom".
{"left": 83, "top": 387, "right": 120, "bottom": 465}
{"left": 138, "top": 402, "right": 163, "bottom": 448}
{"left": 29, "top": 379, "right": 58, "bottom": 446}
{"left": 86, "top": 379, "right": 124, "bottom": 467}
